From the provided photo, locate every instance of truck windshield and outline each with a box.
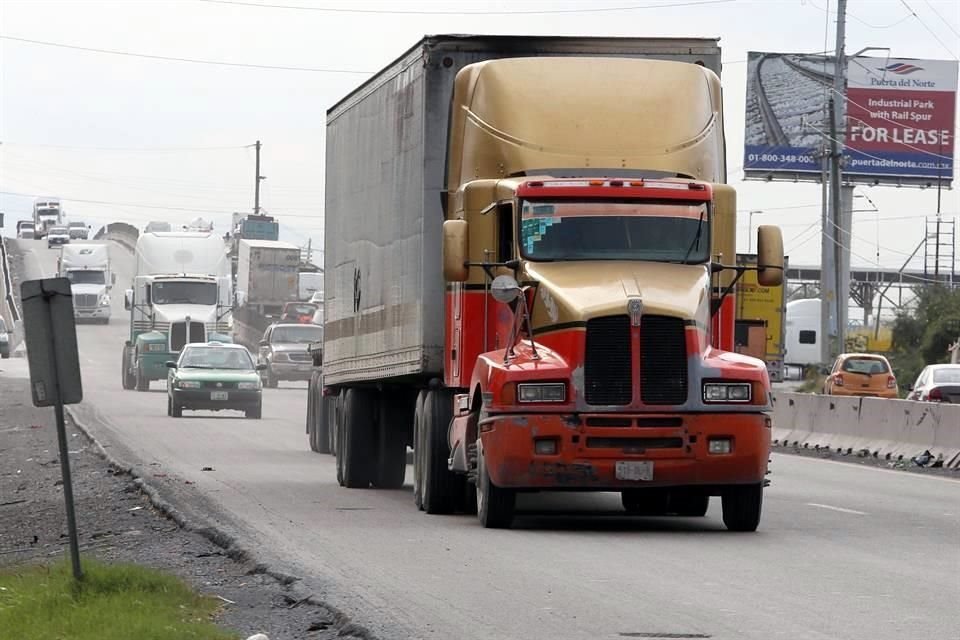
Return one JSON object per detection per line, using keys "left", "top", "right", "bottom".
{"left": 152, "top": 281, "right": 217, "bottom": 305}
{"left": 66, "top": 271, "right": 105, "bottom": 285}
{"left": 519, "top": 199, "right": 710, "bottom": 264}
{"left": 272, "top": 326, "right": 323, "bottom": 344}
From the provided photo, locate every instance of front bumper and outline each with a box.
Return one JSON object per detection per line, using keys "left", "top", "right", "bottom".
{"left": 269, "top": 361, "right": 314, "bottom": 381}
{"left": 479, "top": 412, "right": 771, "bottom": 490}
{"left": 172, "top": 388, "right": 261, "bottom": 410}
{"left": 47, "top": 238, "right": 68, "bottom": 246}
{"left": 75, "top": 306, "right": 111, "bottom": 319}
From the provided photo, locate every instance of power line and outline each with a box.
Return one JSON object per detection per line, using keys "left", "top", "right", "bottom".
{"left": 199, "top": 0, "right": 735, "bottom": 15}
{"left": 922, "top": 0, "right": 960, "bottom": 39}
{"left": 807, "top": 0, "right": 914, "bottom": 29}
{"left": 898, "top": 0, "right": 959, "bottom": 60}
{"left": 0, "top": 141, "right": 246, "bottom": 153}
{"left": 0, "top": 35, "right": 374, "bottom": 74}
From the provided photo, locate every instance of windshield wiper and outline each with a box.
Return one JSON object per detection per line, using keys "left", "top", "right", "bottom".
{"left": 182, "top": 365, "right": 214, "bottom": 369}
{"left": 681, "top": 208, "right": 707, "bottom": 264}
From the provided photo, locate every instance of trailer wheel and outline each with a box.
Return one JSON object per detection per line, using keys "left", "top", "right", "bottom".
{"left": 339, "top": 388, "right": 375, "bottom": 488}
{"left": 335, "top": 391, "right": 345, "bottom": 486}
{"left": 412, "top": 391, "right": 427, "bottom": 510}
{"left": 315, "top": 388, "right": 331, "bottom": 454}
{"left": 420, "top": 389, "right": 462, "bottom": 514}
{"left": 722, "top": 484, "right": 763, "bottom": 532}
{"left": 373, "top": 391, "right": 408, "bottom": 489}
{"left": 306, "top": 374, "right": 320, "bottom": 452}
{"left": 476, "top": 440, "right": 515, "bottom": 529}
{"left": 121, "top": 345, "right": 135, "bottom": 390}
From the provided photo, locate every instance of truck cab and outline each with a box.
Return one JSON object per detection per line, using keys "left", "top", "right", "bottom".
{"left": 59, "top": 244, "right": 114, "bottom": 324}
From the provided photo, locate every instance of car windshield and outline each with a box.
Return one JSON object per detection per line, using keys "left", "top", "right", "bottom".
{"left": 272, "top": 326, "right": 323, "bottom": 344}
{"left": 152, "top": 281, "right": 217, "bottom": 305}
{"left": 179, "top": 347, "right": 253, "bottom": 370}
{"left": 51, "top": 227, "right": 69, "bottom": 235}
{"left": 932, "top": 367, "right": 960, "bottom": 383}
{"left": 66, "top": 271, "right": 105, "bottom": 285}
{"left": 841, "top": 357, "right": 889, "bottom": 374}
{"left": 519, "top": 199, "right": 710, "bottom": 263}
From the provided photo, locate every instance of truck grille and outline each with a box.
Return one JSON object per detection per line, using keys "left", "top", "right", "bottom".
{"left": 170, "top": 321, "right": 205, "bottom": 352}
{"left": 584, "top": 315, "right": 632, "bottom": 405}
{"left": 74, "top": 294, "right": 98, "bottom": 309}
{"left": 640, "top": 315, "right": 688, "bottom": 405}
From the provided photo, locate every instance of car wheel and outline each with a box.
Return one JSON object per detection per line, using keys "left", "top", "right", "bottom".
{"left": 1, "top": 352, "right": 9, "bottom": 360}
{"left": 170, "top": 399, "right": 183, "bottom": 418}
{"left": 722, "top": 484, "right": 763, "bottom": 532}
{"left": 264, "top": 371, "right": 278, "bottom": 388}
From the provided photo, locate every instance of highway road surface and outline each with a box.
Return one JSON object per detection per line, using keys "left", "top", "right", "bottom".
{"left": 10, "top": 237, "right": 960, "bottom": 640}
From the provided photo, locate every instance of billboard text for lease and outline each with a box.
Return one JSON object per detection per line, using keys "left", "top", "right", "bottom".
{"left": 743, "top": 52, "right": 957, "bottom": 187}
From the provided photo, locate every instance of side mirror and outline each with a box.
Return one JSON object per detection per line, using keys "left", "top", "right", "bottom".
{"left": 906, "top": 384, "right": 913, "bottom": 392}
{"left": 490, "top": 275, "right": 522, "bottom": 304}
{"left": 124, "top": 289, "right": 133, "bottom": 311}
{"left": 442, "top": 219, "right": 469, "bottom": 282}
{"left": 756, "top": 225, "right": 784, "bottom": 286}
{"left": 259, "top": 340, "right": 269, "bottom": 347}
{"left": 165, "top": 361, "right": 177, "bottom": 369}
{"left": 255, "top": 363, "right": 268, "bottom": 371}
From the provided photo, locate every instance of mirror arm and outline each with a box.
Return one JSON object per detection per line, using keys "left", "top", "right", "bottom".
{"left": 710, "top": 265, "right": 748, "bottom": 316}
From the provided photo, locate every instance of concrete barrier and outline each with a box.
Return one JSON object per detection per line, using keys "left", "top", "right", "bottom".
{"left": 772, "top": 391, "right": 960, "bottom": 468}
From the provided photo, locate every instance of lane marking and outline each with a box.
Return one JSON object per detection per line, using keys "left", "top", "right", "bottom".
{"left": 807, "top": 502, "right": 868, "bottom": 515}
{"left": 773, "top": 452, "right": 960, "bottom": 484}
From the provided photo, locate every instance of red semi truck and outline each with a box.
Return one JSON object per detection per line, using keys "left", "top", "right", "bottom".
{"left": 307, "top": 35, "right": 783, "bottom": 530}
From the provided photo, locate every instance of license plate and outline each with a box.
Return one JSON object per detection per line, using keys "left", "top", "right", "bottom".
{"left": 210, "top": 391, "right": 228, "bottom": 401}
{"left": 615, "top": 461, "right": 654, "bottom": 481}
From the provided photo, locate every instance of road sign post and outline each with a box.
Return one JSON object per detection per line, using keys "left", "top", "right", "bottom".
{"left": 21, "top": 277, "right": 84, "bottom": 581}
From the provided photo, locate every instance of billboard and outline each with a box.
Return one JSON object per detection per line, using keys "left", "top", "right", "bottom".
{"left": 743, "top": 52, "right": 957, "bottom": 187}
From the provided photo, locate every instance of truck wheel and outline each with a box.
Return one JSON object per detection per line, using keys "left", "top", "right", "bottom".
{"left": 306, "top": 375, "right": 319, "bottom": 451}
{"left": 721, "top": 484, "right": 763, "bottom": 532}
{"left": 373, "top": 391, "right": 408, "bottom": 489}
{"left": 135, "top": 363, "right": 149, "bottom": 392}
{"left": 340, "top": 388, "right": 375, "bottom": 488}
{"left": 476, "top": 441, "right": 515, "bottom": 529}
{"left": 335, "top": 392, "right": 346, "bottom": 485}
{"left": 315, "top": 383, "right": 332, "bottom": 454}
{"left": 671, "top": 491, "right": 709, "bottom": 517}
{"left": 413, "top": 391, "right": 427, "bottom": 510}
{"left": 420, "top": 389, "right": 462, "bottom": 515}
{"left": 621, "top": 489, "right": 670, "bottom": 515}
{"left": 121, "top": 346, "right": 135, "bottom": 390}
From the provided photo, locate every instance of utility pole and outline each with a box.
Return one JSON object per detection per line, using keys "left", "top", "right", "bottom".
{"left": 254, "top": 140, "right": 265, "bottom": 216}
{"left": 822, "top": 0, "right": 848, "bottom": 363}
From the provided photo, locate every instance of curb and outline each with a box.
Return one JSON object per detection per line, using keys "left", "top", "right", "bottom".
{"left": 65, "top": 406, "right": 377, "bottom": 640}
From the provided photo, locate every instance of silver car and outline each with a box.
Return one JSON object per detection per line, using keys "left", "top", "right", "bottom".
{"left": 257, "top": 323, "right": 323, "bottom": 387}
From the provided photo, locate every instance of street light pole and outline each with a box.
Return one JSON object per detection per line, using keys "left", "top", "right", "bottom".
{"left": 748, "top": 210, "right": 763, "bottom": 253}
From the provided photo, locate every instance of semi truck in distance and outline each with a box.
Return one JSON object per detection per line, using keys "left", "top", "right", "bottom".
{"left": 232, "top": 239, "right": 301, "bottom": 351}
{"left": 32, "top": 197, "right": 62, "bottom": 239}
{"left": 121, "top": 231, "right": 233, "bottom": 391}
{"left": 307, "top": 35, "right": 784, "bottom": 531}
{"left": 58, "top": 244, "right": 115, "bottom": 324}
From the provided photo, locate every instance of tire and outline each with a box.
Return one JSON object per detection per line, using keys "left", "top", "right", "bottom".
{"left": 476, "top": 441, "right": 515, "bottom": 528}
{"left": 170, "top": 398, "right": 183, "bottom": 418}
{"left": 166, "top": 396, "right": 173, "bottom": 417}
{"left": 245, "top": 403, "right": 262, "bottom": 419}
{"left": 373, "top": 391, "right": 408, "bottom": 489}
{"left": 621, "top": 489, "right": 670, "bottom": 515}
{"left": 313, "top": 380, "right": 332, "bottom": 454}
{"left": 121, "top": 346, "right": 135, "bottom": 390}
{"left": 135, "top": 362, "right": 149, "bottom": 392}
{"left": 413, "top": 391, "right": 427, "bottom": 510}
{"left": 671, "top": 491, "right": 709, "bottom": 517}
{"left": 264, "top": 370, "right": 279, "bottom": 389}
{"left": 420, "top": 389, "right": 462, "bottom": 515}
{"left": 1, "top": 352, "right": 9, "bottom": 359}
{"left": 306, "top": 375, "right": 319, "bottom": 452}
{"left": 722, "top": 484, "right": 763, "bottom": 532}
{"left": 339, "top": 388, "right": 375, "bottom": 489}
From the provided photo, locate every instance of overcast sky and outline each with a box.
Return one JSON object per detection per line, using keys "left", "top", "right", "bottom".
{"left": 1, "top": 0, "right": 958, "bottom": 270}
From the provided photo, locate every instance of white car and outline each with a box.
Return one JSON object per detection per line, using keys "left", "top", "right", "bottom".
{"left": 309, "top": 291, "right": 323, "bottom": 305}
{"left": 47, "top": 226, "right": 71, "bottom": 248}
{"left": 906, "top": 364, "right": 960, "bottom": 403}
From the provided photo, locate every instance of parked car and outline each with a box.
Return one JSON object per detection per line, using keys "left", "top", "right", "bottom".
{"left": 257, "top": 323, "right": 323, "bottom": 387}
{"left": 47, "top": 225, "right": 71, "bottom": 248}
{"left": 906, "top": 364, "right": 960, "bottom": 403}
{"left": 279, "top": 302, "right": 317, "bottom": 324}
{"left": 823, "top": 353, "right": 898, "bottom": 398}
{"left": 68, "top": 221, "right": 90, "bottom": 239}
{"left": 165, "top": 342, "right": 265, "bottom": 419}
{"left": 0, "top": 317, "right": 10, "bottom": 359}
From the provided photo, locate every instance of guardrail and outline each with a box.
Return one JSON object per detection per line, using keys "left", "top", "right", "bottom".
{"left": 97, "top": 222, "right": 139, "bottom": 253}
{"left": 1, "top": 236, "right": 24, "bottom": 353}
{"left": 772, "top": 392, "right": 960, "bottom": 469}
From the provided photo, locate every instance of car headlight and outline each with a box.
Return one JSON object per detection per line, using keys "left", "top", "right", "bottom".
{"left": 99, "top": 295, "right": 111, "bottom": 306}
{"left": 145, "top": 343, "right": 166, "bottom": 352}
{"left": 237, "top": 381, "right": 259, "bottom": 390}
{"left": 702, "top": 382, "right": 752, "bottom": 403}
{"left": 517, "top": 383, "right": 566, "bottom": 403}
{"left": 177, "top": 380, "right": 202, "bottom": 389}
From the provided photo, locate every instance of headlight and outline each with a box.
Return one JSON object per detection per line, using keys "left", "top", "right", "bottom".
{"left": 99, "top": 295, "right": 111, "bottom": 306}
{"left": 517, "top": 383, "right": 566, "bottom": 403}
{"left": 177, "top": 380, "right": 202, "bottom": 389}
{"left": 702, "top": 382, "right": 752, "bottom": 403}
{"left": 237, "top": 381, "right": 259, "bottom": 390}
{"left": 146, "top": 343, "right": 166, "bottom": 352}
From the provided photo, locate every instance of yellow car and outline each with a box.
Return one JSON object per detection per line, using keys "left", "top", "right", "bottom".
{"left": 823, "top": 353, "right": 898, "bottom": 398}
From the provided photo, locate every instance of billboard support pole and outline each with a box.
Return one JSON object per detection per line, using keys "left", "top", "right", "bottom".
{"left": 819, "top": 144, "right": 834, "bottom": 365}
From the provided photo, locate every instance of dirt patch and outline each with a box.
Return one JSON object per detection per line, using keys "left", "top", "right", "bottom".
{"left": 0, "top": 374, "right": 354, "bottom": 640}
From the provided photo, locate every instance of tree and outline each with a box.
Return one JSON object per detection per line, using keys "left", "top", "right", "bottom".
{"left": 889, "top": 286, "right": 960, "bottom": 388}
